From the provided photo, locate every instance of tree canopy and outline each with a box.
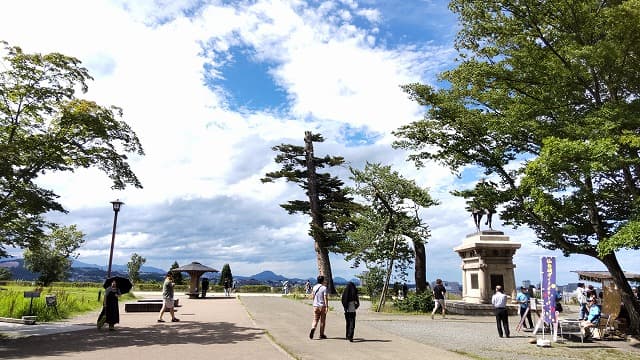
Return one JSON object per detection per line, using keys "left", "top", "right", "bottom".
{"left": 127, "top": 253, "right": 146, "bottom": 284}
{"left": 262, "top": 131, "right": 359, "bottom": 294}
{"left": 340, "top": 163, "right": 437, "bottom": 295}
{"left": 23, "top": 224, "right": 84, "bottom": 286}
{"left": 0, "top": 42, "right": 144, "bottom": 257}
{"left": 393, "top": 0, "right": 640, "bottom": 334}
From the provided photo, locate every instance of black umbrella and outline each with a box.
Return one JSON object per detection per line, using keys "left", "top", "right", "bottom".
{"left": 103, "top": 276, "right": 133, "bottom": 294}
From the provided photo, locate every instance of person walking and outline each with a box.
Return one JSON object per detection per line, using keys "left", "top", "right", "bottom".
{"left": 309, "top": 275, "right": 328, "bottom": 340}
{"left": 304, "top": 280, "right": 311, "bottom": 294}
{"left": 431, "top": 279, "right": 447, "bottom": 319}
{"left": 492, "top": 285, "right": 510, "bottom": 338}
{"left": 158, "top": 272, "right": 179, "bottom": 322}
{"left": 516, "top": 286, "right": 533, "bottom": 329}
{"left": 341, "top": 281, "right": 360, "bottom": 342}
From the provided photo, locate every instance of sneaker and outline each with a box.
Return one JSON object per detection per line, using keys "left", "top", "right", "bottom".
{"left": 319, "top": 334, "right": 327, "bottom": 339}
{"left": 309, "top": 328, "right": 315, "bottom": 339}
{"left": 171, "top": 318, "right": 180, "bottom": 322}
{"left": 431, "top": 314, "right": 434, "bottom": 320}
{"left": 157, "top": 319, "right": 165, "bottom": 323}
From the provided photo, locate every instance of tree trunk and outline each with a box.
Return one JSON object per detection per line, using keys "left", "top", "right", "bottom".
{"left": 305, "top": 131, "right": 336, "bottom": 294}
{"left": 315, "top": 240, "right": 336, "bottom": 294}
{"left": 601, "top": 253, "right": 640, "bottom": 335}
{"left": 413, "top": 240, "right": 427, "bottom": 293}
{"left": 376, "top": 235, "right": 399, "bottom": 312}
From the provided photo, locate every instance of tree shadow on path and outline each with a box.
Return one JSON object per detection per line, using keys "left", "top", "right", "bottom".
{"left": 0, "top": 320, "right": 264, "bottom": 358}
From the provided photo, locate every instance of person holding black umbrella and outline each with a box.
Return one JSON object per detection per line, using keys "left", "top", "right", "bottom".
{"left": 98, "top": 276, "right": 131, "bottom": 330}
{"left": 103, "top": 280, "right": 121, "bottom": 330}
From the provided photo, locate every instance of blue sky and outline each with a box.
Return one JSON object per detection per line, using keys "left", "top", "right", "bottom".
{"left": 1, "top": 0, "right": 637, "bottom": 286}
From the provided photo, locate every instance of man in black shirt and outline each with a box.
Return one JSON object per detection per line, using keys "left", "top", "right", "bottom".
{"left": 431, "top": 279, "right": 447, "bottom": 319}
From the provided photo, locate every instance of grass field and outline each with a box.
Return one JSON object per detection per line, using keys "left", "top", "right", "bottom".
{"left": 0, "top": 283, "right": 135, "bottom": 322}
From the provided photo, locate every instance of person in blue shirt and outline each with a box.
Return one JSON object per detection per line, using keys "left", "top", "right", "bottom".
{"left": 516, "top": 286, "right": 533, "bottom": 329}
{"left": 580, "top": 297, "right": 601, "bottom": 337}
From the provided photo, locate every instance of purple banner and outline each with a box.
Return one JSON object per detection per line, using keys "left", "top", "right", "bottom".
{"left": 540, "top": 256, "right": 557, "bottom": 324}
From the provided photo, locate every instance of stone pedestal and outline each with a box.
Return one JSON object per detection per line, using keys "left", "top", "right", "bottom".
{"left": 453, "top": 231, "right": 521, "bottom": 304}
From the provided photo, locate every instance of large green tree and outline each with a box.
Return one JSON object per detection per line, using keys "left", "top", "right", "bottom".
{"left": 218, "top": 263, "right": 233, "bottom": 286}
{"left": 23, "top": 224, "right": 84, "bottom": 286}
{"left": 0, "top": 42, "right": 144, "bottom": 257}
{"left": 127, "top": 253, "right": 146, "bottom": 284}
{"left": 341, "top": 163, "right": 438, "bottom": 310}
{"left": 169, "top": 261, "right": 183, "bottom": 285}
{"left": 394, "top": 0, "right": 640, "bottom": 333}
{"left": 262, "top": 131, "right": 359, "bottom": 294}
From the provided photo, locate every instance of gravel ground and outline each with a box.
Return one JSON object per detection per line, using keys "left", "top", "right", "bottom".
{"left": 337, "top": 300, "right": 640, "bottom": 360}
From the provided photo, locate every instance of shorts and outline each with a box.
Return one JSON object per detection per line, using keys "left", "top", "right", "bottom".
{"left": 163, "top": 298, "right": 174, "bottom": 309}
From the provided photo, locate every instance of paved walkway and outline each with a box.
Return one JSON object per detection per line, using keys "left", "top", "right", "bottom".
{"left": 0, "top": 293, "right": 468, "bottom": 360}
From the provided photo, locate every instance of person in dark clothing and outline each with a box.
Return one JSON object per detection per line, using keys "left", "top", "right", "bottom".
{"left": 201, "top": 277, "right": 210, "bottom": 298}
{"left": 104, "top": 280, "right": 121, "bottom": 330}
{"left": 341, "top": 281, "right": 360, "bottom": 342}
{"left": 431, "top": 279, "right": 447, "bottom": 319}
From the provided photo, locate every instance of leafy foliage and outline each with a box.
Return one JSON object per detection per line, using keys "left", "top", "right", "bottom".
{"left": 0, "top": 42, "right": 144, "bottom": 256}
{"left": 0, "top": 267, "right": 11, "bottom": 280}
{"left": 393, "top": 0, "right": 640, "bottom": 333}
{"left": 23, "top": 225, "right": 85, "bottom": 286}
{"left": 169, "top": 261, "right": 183, "bottom": 285}
{"left": 262, "top": 131, "right": 359, "bottom": 293}
{"left": 126, "top": 253, "right": 146, "bottom": 284}
{"left": 356, "top": 266, "right": 385, "bottom": 299}
{"left": 219, "top": 263, "right": 233, "bottom": 286}
{"left": 393, "top": 288, "right": 434, "bottom": 313}
{"left": 340, "top": 163, "right": 438, "bottom": 293}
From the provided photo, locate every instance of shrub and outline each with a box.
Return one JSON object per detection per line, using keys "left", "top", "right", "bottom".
{"left": 393, "top": 290, "right": 434, "bottom": 313}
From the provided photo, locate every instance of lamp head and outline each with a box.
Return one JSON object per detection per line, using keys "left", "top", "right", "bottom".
{"left": 111, "top": 199, "right": 124, "bottom": 212}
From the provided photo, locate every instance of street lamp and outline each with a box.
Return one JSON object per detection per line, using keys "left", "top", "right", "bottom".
{"left": 107, "top": 199, "right": 124, "bottom": 278}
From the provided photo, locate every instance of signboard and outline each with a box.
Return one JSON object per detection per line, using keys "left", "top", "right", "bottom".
{"left": 23, "top": 291, "right": 41, "bottom": 298}
{"left": 540, "top": 256, "right": 557, "bottom": 324}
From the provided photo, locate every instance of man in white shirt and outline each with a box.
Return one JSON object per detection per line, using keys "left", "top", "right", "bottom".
{"left": 310, "top": 275, "right": 329, "bottom": 340}
{"left": 492, "top": 285, "right": 510, "bottom": 338}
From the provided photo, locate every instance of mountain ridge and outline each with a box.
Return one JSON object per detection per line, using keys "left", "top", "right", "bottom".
{"left": 0, "top": 258, "right": 358, "bottom": 285}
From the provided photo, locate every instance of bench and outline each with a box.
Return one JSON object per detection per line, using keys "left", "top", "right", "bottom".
{"left": 125, "top": 299, "right": 179, "bottom": 312}
{"left": 137, "top": 299, "right": 179, "bottom": 306}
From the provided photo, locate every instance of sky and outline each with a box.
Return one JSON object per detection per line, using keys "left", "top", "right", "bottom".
{"left": 1, "top": 0, "right": 637, "bottom": 285}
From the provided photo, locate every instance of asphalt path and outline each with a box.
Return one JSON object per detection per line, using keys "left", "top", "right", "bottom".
{"left": 0, "top": 292, "right": 467, "bottom": 360}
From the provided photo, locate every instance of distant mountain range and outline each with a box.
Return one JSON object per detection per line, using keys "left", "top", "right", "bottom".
{"left": 0, "top": 258, "right": 358, "bottom": 285}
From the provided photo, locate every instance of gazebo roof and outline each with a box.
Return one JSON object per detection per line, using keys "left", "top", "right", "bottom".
{"left": 572, "top": 270, "right": 640, "bottom": 282}
{"left": 172, "top": 261, "right": 219, "bottom": 273}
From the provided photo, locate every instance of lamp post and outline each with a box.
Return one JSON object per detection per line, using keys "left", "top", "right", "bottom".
{"left": 107, "top": 199, "right": 124, "bottom": 278}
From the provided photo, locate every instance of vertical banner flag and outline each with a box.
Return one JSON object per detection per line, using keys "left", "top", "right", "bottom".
{"left": 540, "top": 256, "right": 557, "bottom": 324}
